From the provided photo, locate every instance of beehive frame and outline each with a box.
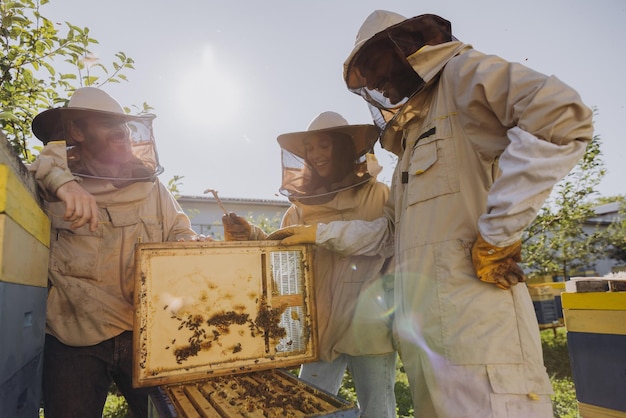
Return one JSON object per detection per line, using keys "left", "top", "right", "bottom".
{"left": 133, "top": 241, "right": 317, "bottom": 387}
{"left": 149, "top": 369, "right": 358, "bottom": 417}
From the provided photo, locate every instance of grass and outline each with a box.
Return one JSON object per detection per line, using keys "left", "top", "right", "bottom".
{"left": 541, "top": 327, "right": 580, "bottom": 418}
{"left": 42, "top": 327, "right": 577, "bottom": 417}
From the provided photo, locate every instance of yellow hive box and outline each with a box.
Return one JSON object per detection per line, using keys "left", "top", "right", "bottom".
{"left": 577, "top": 402, "right": 626, "bottom": 418}
{"left": 562, "top": 291, "right": 626, "bottom": 415}
{"left": 133, "top": 240, "right": 319, "bottom": 388}
{"left": 0, "top": 164, "right": 50, "bottom": 287}
{"left": 540, "top": 281, "right": 566, "bottom": 295}
{"left": 528, "top": 285, "right": 553, "bottom": 297}
{"left": 0, "top": 136, "right": 50, "bottom": 416}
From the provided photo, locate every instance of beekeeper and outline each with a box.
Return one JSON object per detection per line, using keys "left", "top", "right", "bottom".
{"left": 29, "top": 87, "right": 203, "bottom": 418}
{"left": 272, "top": 11, "right": 594, "bottom": 417}
{"left": 224, "top": 111, "right": 397, "bottom": 417}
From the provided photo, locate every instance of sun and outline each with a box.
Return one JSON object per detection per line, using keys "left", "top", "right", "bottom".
{"left": 177, "top": 45, "right": 241, "bottom": 127}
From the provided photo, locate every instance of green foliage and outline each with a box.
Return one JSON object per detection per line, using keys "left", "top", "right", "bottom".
{"left": 541, "top": 327, "right": 573, "bottom": 380}
{"left": 522, "top": 133, "right": 607, "bottom": 278}
{"left": 0, "top": 0, "right": 135, "bottom": 162}
{"left": 337, "top": 369, "right": 358, "bottom": 405}
{"left": 551, "top": 377, "right": 579, "bottom": 418}
{"left": 541, "top": 328, "right": 579, "bottom": 417}
{"left": 102, "top": 392, "right": 130, "bottom": 418}
{"left": 596, "top": 199, "right": 626, "bottom": 264}
{"left": 248, "top": 212, "right": 283, "bottom": 235}
{"left": 166, "top": 174, "right": 185, "bottom": 199}
{"left": 393, "top": 363, "right": 414, "bottom": 417}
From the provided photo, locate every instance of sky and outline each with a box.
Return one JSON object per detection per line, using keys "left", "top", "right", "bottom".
{"left": 38, "top": 0, "right": 626, "bottom": 201}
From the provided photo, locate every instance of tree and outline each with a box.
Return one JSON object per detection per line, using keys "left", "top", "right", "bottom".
{"left": 0, "top": 0, "right": 136, "bottom": 162}
{"left": 596, "top": 198, "right": 626, "bottom": 265}
{"left": 522, "top": 131, "right": 607, "bottom": 280}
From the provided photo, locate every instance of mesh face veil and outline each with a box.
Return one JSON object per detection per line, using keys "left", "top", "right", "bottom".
{"left": 345, "top": 13, "right": 453, "bottom": 131}
{"left": 278, "top": 133, "right": 373, "bottom": 205}
{"left": 31, "top": 87, "right": 164, "bottom": 186}
{"left": 277, "top": 112, "right": 380, "bottom": 205}
{"left": 62, "top": 113, "right": 164, "bottom": 184}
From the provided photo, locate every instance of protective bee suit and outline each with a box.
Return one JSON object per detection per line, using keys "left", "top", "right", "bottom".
{"left": 278, "top": 111, "right": 397, "bottom": 417}
{"left": 28, "top": 87, "right": 199, "bottom": 417}
{"left": 28, "top": 87, "right": 196, "bottom": 346}
{"left": 30, "top": 143, "right": 193, "bottom": 346}
{"left": 287, "top": 11, "right": 593, "bottom": 417}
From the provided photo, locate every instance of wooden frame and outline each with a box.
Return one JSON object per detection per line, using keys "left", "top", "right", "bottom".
{"left": 133, "top": 241, "right": 317, "bottom": 387}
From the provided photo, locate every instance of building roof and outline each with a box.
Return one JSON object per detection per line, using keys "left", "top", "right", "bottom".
{"left": 178, "top": 194, "right": 291, "bottom": 207}
{"left": 585, "top": 202, "right": 623, "bottom": 225}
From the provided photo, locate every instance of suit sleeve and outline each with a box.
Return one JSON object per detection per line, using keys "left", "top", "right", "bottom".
{"left": 27, "top": 141, "right": 79, "bottom": 201}
{"left": 449, "top": 52, "right": 593, "bottom": 246}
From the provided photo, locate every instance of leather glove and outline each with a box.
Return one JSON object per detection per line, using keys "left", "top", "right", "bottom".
{"left": 222, "top": 212, "right": 252, "bottom": 241}
{"left": 266, "top": 224, "right": 317, "bottom": 246}
{"left": 471, "top": 233, "right": 526, "bottom": 290}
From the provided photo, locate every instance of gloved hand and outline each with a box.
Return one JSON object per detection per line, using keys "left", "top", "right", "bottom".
{"left": 266, "top": 224, "right": 317, "bottom": 246}
{"left": 222, "top": 212, "right": 252, "bottom": 241}
{"left": 471, "top": 233, "right": 526, "bottom": 290}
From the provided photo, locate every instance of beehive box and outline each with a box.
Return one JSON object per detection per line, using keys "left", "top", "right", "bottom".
{"left": 529, "top": 285, "right": 559, "bottom": 325}
{"left": 133, "top": 240, "right": 319, "bottom": 387}
{"left": 543, "top": 282, "right": 566, "bottom": 320}
{"left": 532, "top": 299, "right": 559, "bottom": 325}
{"left": 0, "top": 133, "right": 50, "bottom": 417}
{"left": 147, "top": 369, "right": 358, "bottom": 417}
{"left": 0, "top": 164, "right": 50, "bottom": 287}
{"left": 562, "top": 290, "right": 626, "bottom": 417}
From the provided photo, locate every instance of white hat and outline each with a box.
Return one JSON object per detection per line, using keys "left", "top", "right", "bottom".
{"left": 277, "top": 111, "right": 379, "bottom": 158}
{"left": 343, "top": 10, "right": 408, "bottom": 89}
{"left": 343, "top": 11, "right": 452, "bottom": 89}
{"left": 31, "top": 87, "right": 150, "bottom": 144}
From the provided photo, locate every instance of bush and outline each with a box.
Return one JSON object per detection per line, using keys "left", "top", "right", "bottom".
{"left": 98, "top": 383, "right": 129, "bottom": 418}
{"left": 551, "top": 376, "right": 579, "bottom": 418}
{"left": 541, "top": 327, "right": 580, "bottom": 417}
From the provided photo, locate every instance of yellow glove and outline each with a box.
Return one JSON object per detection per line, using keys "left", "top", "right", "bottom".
{"left": 222, "top": 212, "right": 252, "bottom": 241}
{"left": 471, "top": 233, "right": 526, "bottom": 290}
{"left": 266, "top": 224, "right": 317, "bottom": 246}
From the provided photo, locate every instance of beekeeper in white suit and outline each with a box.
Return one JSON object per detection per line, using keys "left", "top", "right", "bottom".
{"left": 29, "top": 87, "right": 203, "bottom": 418}
{"left": 225, "top": 111, "right": 397, "bottom": 417}
{"left": 270, "top": 10, "right": 593, "bottom": 417}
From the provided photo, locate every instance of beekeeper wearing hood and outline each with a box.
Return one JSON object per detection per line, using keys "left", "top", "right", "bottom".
{"left": 224, "top": 111, "right": 397, "bottom": 417}
{"left": 273, "top": 11, "right": 594, "bottom": 417}
{"left": 28, "top": 87, "right": 203, "bottom": 418}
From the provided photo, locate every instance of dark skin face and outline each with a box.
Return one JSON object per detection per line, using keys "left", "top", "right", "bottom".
{"left": 354, "top": 39, "right": 424, "bottom": 105}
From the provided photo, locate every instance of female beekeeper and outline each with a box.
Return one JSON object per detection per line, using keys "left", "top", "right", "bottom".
{"left": 223, "top": 111, "right": 397, "bottom": 417}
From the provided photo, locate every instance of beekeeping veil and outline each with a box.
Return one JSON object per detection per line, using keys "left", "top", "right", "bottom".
{"left": 277, "top": 111, "right": 381, "bottom": 205}
{"left": 343, "top": 11, "right": 454, "bottom": 150}
{"left": 31, "top": 87, "right": 163, "bottom": 185}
